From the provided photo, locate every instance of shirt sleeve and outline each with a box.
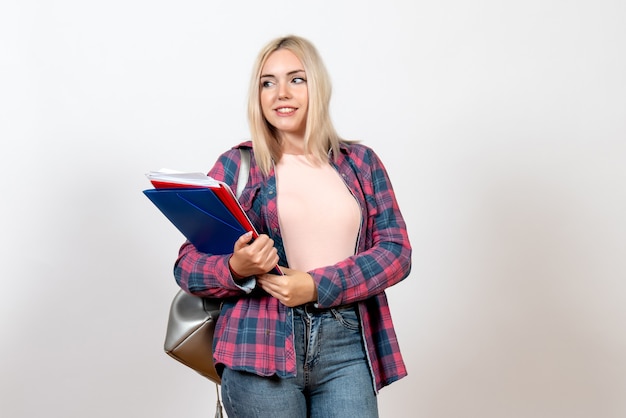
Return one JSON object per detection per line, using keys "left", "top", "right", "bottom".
{"left": 173, "top": 148, "right": 256, "bottom": 298}
{"left": 309, "top": 147, "right": 412, "bottom": 307}
{"left": 174, "top": 240, "right": 256, "bottom": 297}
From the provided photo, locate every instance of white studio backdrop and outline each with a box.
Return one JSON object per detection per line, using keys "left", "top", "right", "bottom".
{"left": 1, "top": 1, "right": 625, "bottom": 417}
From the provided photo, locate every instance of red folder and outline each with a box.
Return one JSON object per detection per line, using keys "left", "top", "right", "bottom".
{"left": 148, "top": 172, "right": 256, "bottom": 240}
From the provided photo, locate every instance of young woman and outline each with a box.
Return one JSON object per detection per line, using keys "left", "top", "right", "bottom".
{"left": 174, "top": 35, "right": 412, "bottom": 418}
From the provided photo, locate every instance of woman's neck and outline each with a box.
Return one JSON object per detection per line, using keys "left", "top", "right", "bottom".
{"left": 280, "top": 134, "right": 306, "bottom": 155}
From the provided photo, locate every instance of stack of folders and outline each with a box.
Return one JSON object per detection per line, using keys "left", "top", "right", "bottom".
{"left": 143, "top": 169, "right": 282, "bottom": 275}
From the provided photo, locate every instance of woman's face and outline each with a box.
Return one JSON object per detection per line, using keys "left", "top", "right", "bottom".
{"left": 260, "top": 49, "right": 309, "bottom": 143}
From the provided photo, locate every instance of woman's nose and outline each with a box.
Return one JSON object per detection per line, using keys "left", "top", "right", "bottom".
{"left": 278, "top": 83, "right": 291, "bottom": 99}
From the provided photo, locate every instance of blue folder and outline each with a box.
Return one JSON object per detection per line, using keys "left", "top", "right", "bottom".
{"left": 143, "top": 188, "right": 247, "bottom": 255}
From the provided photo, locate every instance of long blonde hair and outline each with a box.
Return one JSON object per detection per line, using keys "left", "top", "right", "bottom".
{"left": 247, "top": 35, "right": 341, "bottom": 175}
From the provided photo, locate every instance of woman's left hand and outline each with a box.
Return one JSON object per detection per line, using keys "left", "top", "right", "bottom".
{"left": 256, "top": 267, "right": 318, "bottom": 307}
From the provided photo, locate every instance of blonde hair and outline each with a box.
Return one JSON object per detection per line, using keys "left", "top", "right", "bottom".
{"left": 247, "top": 35, "right": 341, "bottom": 175}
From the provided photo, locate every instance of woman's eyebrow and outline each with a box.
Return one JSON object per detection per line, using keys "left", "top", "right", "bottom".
{"left": 260, "top": 69, "right": 305, "bottom": 78}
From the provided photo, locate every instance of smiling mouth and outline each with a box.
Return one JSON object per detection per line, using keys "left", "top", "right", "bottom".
{"left": 276, "top": 107, "right": 297, "bottom": 114}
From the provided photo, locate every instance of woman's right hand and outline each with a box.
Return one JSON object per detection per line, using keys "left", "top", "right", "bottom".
{"left": 228, "top": 232, "right": 280, "bottom": 279}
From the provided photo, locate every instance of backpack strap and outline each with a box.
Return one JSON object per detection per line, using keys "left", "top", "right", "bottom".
{"left": 236, "top": 148, "right": 250, "bottom": 199}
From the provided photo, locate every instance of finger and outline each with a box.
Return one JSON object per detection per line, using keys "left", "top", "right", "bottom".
{"left": 253, "top": 247, "right": 279, "bottom": 271}
{"left": 256, "top": 273, "right": 275, "bottom": 285}
{"left": 248, "top": 235, "right": 274, "bottom": 253}
{"left": 233, "top": 231, "right": 253, "bottom": 251}
{"left": 256, "top": 278, "right": 278, "bottom": 297}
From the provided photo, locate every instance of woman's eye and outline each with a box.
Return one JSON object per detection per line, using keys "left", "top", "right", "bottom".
{"left": 292, "top": 77, "right": 306, "bottom": 84}
{"left": 261, "top": 80, "right": 274, "bottom": 88}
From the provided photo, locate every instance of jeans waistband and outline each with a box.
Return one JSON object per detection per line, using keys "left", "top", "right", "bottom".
{"left": 296, "top": 302, "right": 356, "bottom": 315}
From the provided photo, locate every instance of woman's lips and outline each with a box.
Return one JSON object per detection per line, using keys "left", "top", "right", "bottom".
{"left": 275, "top": 107, "right": 297, "bottom": 116}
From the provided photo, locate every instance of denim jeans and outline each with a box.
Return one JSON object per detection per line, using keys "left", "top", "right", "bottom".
{"left": 221, "top": 305, "right": 378, "bottom": 418}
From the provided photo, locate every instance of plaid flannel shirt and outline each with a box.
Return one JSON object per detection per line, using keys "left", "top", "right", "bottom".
{"left": 174, "top": 141, "right": 412, "bottom": 391}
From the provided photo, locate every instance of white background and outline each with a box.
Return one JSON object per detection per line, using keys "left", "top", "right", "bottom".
{"left": 1, "top": 1, "right": 625, "bottom": 417}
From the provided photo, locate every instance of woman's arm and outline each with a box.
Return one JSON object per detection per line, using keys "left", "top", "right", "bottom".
{"left": 173, "top": 146, "right": 259, "bottom": 298}
{"left": 174, "top": 240, "right": 253, "bottom": 298}
{"left": 310, "top": 146, "right": 412, "bottom": 307}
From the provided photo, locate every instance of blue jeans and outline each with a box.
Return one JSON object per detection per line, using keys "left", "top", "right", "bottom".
{"left": 221, "top": 305, "right": 378, "bottom": 418}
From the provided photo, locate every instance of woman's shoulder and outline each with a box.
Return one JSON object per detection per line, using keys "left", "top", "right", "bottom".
{"left": 339, "top": 141, "right": 381, "bottom": 165}
{"left": 232, "top": 140, "right": 253, "bottom": 150}
{"left": 208, "top": 141, "right": 255, "bottom": 181}
{"left": 214, "top": 140, "right": 254, "bottom": 162}
{"left": 219, "top": 140, "right": 253, "bottom": 156}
